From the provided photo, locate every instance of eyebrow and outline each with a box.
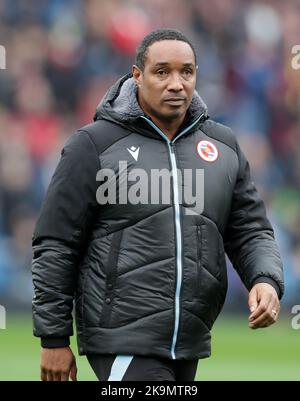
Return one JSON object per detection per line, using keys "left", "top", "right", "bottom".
{"left": 153, "top": 62, "right": 195, "bottom": 67}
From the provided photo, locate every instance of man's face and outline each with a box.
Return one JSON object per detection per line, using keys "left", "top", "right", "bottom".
{"left": 133, "top": 40, "right": 197, "bottom": 123}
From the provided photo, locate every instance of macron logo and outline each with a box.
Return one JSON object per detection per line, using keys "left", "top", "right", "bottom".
{"left": 127, "top": 146, "right": 140, "bottom": 162}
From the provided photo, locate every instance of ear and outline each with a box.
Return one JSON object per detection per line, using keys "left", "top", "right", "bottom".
{"left": 132, "top": 65, "right": 142, "bottom": 88}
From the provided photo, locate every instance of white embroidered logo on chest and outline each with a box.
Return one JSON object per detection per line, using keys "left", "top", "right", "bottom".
{"left": 127, "top": 146, "right": 140, "bottom": 161}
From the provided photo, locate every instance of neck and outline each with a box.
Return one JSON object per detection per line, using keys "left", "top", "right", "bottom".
{"left": 148, "top": 114, "right": 186, "bottom": 141}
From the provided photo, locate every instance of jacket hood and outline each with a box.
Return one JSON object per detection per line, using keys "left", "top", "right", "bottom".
{"left": 94, "top": 73, "right": 208, "bottom": 129}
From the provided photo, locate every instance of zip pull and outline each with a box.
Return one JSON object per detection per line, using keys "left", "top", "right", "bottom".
{"left": 169, "top": 142, "right": 175, "bottom": 153}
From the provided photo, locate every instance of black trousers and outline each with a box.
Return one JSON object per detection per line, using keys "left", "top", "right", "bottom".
{"left": 87, "top": 354, "right": 198, "bottom": 381}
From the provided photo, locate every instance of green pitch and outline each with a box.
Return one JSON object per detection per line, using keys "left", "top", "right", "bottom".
{"left": 0, "top": 314, "right": 299, "bottom": 381}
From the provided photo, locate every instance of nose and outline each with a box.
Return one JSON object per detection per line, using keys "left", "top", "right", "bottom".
{"left": 167, "top": 73, "right": 184, "bottom": 92}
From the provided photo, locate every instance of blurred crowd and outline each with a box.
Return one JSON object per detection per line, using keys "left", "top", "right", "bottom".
{"left": 0, "top": 0, "right": 299, "bottom": 311}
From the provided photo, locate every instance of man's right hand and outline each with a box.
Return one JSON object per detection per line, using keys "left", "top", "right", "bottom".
{"left": 40, "top": 347, "right": 77, "bottom": 381}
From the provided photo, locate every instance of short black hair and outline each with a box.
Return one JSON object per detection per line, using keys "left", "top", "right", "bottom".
{"left": 135, "top": 28, "right": 197, "bottom": 71}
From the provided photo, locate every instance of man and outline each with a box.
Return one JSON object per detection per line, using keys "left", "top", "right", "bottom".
{"left": 32, "top": 29, "right": 284, "bottom": 381}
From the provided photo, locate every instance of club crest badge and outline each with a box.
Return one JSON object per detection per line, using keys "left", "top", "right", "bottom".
{"left": 197, "top": 140, "right": 219, "bottom": 162}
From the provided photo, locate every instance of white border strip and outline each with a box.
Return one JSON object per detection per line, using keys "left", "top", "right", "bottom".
{"left": 108, "top": 355, "right": 134, "bottom": 381}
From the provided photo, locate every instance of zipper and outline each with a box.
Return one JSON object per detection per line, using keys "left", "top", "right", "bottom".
{"left": 168, "top": 141, "right": 182, "bottom": 359}
{"left": 140, "top": 113, "right": 204, "bottom": 359}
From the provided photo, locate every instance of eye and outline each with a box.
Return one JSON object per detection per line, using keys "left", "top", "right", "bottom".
{"left": 182, "top": 69, "right": 193, "bottom": 76}
{"left": 156, "top": 70, "right": 168, "bottom": 76}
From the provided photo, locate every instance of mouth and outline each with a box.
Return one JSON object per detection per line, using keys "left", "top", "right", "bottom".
{"left": 163, "top": 98, "right": 186, "bottom": 106}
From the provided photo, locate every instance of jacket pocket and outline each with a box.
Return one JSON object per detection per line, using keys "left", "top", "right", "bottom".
{"left": 196, "top": 223, "right": 222, "bottom": 284}
{"left": 99, "top": 229, "right": 123, "bottom": 327}
{"left": 195, "top": 225, "right": 202, "bottom": 296}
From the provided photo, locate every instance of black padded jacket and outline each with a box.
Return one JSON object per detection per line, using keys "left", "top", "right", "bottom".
{"left": 31, "top": 74, "right": 284, "bottom": 360}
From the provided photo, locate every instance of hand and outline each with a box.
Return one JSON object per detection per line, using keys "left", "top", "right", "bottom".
{"left": 40, "top": 347, "right": 77, "bottom": 381}
{"left": 248, "top": 283, "right": 280, "bottom": 329}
